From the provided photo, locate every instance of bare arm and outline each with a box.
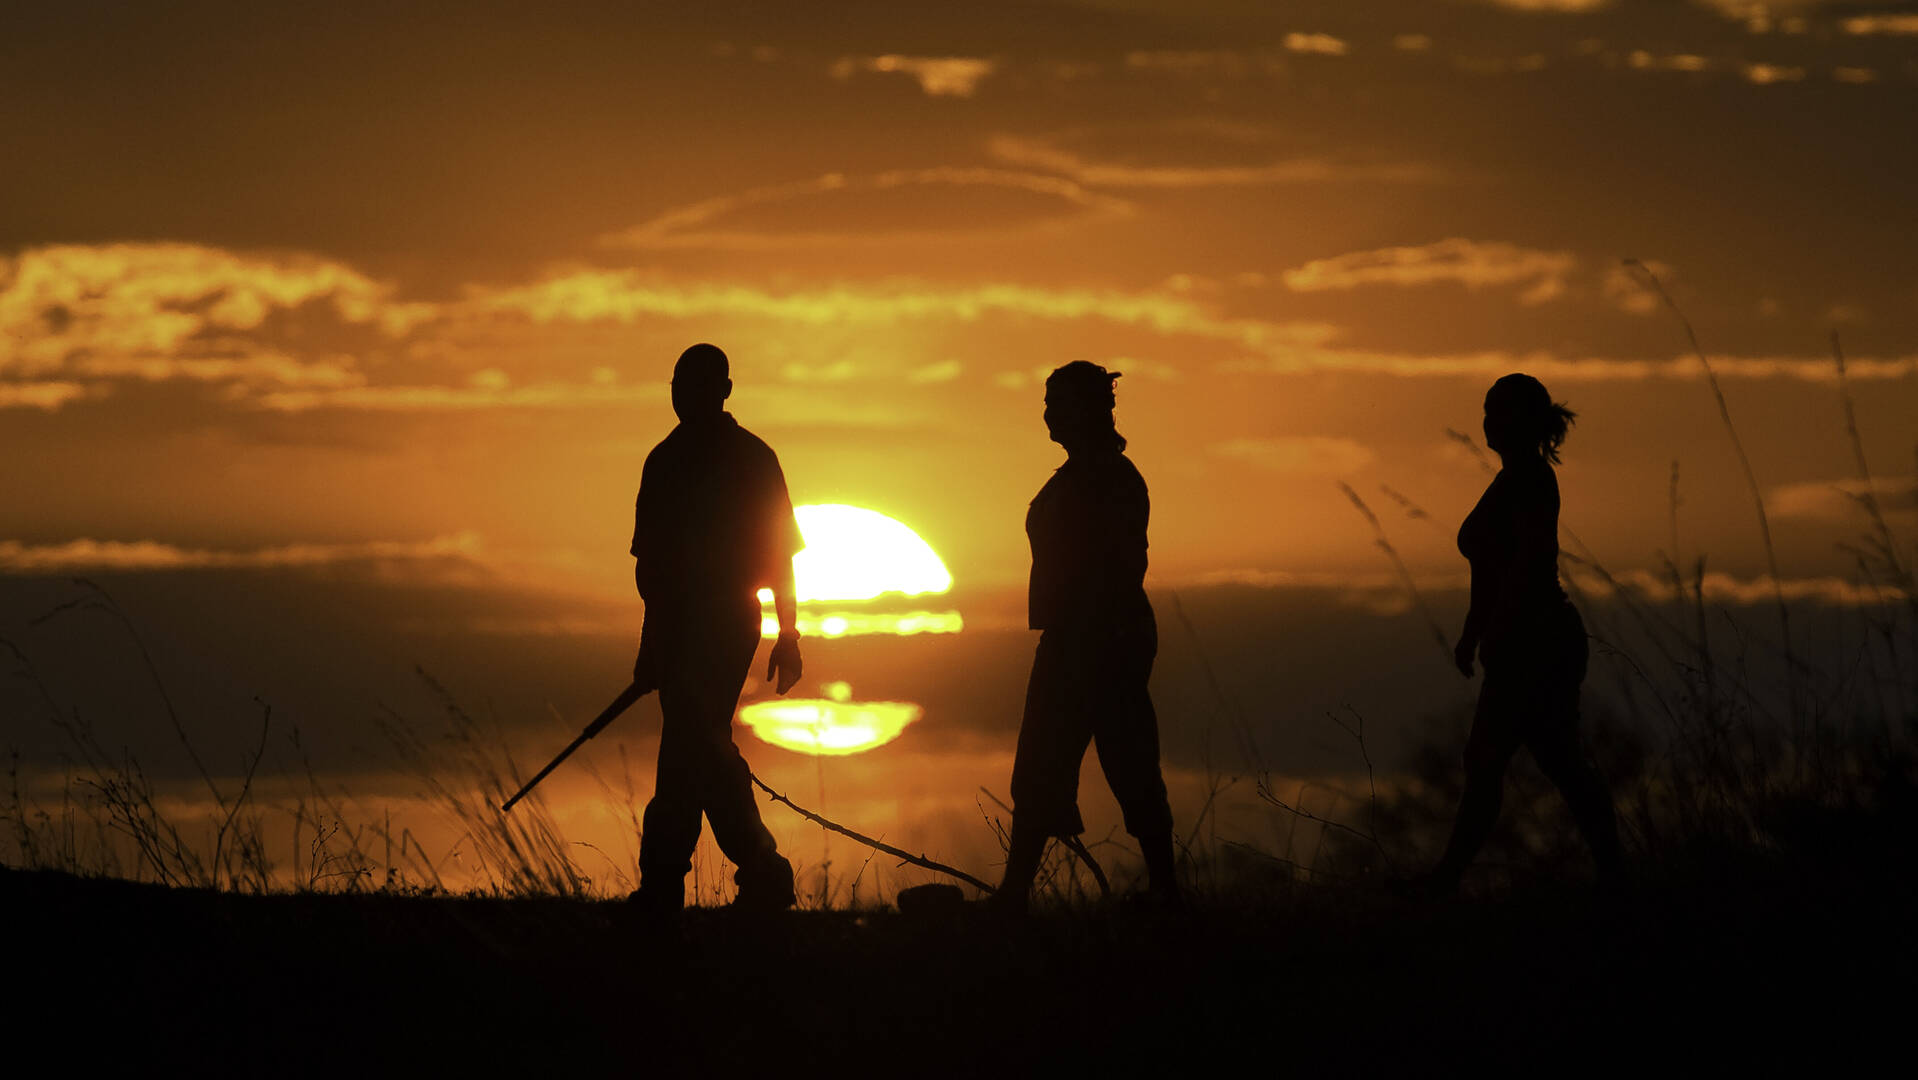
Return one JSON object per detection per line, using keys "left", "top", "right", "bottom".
{"left": 765, "top": 556, "right": 802, "bottom": 694}
{"left": 772, "top": 556, "right": 798, "bottom": 637}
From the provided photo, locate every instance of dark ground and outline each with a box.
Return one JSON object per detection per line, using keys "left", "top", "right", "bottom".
{"left": 10, "top": 854, "right": 1913, "bottom": 1075}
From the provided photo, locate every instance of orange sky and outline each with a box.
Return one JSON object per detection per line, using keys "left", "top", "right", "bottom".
{"left": 5, "top": 0, "right": 1915, "bottom": 595}
{"left": 4, "top": 2, "right": 1916, "bottom": 891}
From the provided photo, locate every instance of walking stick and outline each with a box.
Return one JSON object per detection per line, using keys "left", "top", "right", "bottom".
{"left": 500, "top": 680, "right": 649, "bottom": 813}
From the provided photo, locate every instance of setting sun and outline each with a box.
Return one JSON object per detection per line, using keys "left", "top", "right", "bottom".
{"left": 758, "top": 504, "right": 961, "bottom": 638}
{"left": 770, "top": 504, "right": 953, "bottom": 602}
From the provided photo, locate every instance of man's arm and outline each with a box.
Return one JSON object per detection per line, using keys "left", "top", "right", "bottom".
{"left": 758, "top": 442, "right": 805, "bottom": 695}
{"left": 765, "top": 555, "right": 802, "bottom": 694}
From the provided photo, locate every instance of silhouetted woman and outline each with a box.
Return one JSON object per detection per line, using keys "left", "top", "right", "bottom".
{"left": 994, "top": 361, "right": 1179, "bottom": 911}
{"left": 1420, "top": 373, "right": 1623, "bottom": 894}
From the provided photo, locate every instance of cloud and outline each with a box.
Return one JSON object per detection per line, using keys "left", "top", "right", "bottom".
{"left": 254, "top": 382, "right": 664, "bottom": 412}
{"left": 1742, "top": 62, "right": 1806, "bottom": 84}
{"left": 1576, "top": 567, "right": 1908, "bottom": 607}
{"left": 1123, "top": 50, "right": 1274, "bottom": 77}
{"left": 1222, "top": 348, "right": 1918, "bottom": 382}
{"left": 1626, "top": 51, "right": 1713, "bottom": 73}
{"left": 0, "top": 381, "right": 90, "bottom": 410}
{"left": 1842, "top": 14, "right": 1918, "bottom": 35}
{"left": 598, "top": 168, "right": 1133, "bottom": 249}
{"left": 1, "top": 244, "right": 428, "bottom": 366}
{"left": 988, "top": 133, "right": 1438, "bottom": 188}
{"left": 69, "top": 352, "right": 363, "bottom": 387}
{"left": 1180, "top": 565, "right": 1906, "bottom": 610}
{"left": 474, "top": 272, "right": 1338, "bottom": 351}
{"left": 1770, "top": 477, "right": 1918, "bottom": 521}
{"left": 780, "top": 360, "right": 859, "bottom": 382}
{"left": 829, "top": 55, "right": 996, "bottom": 96}
{"left": 1122, "top": 35, "right": 1345, "bottom": 73}
{"left": 1178, "top": 569, "right": 1471, "bottom": 617}
{"left": 0, "top": 244, "right": 432, "bottom": 396}
{"left": 475, "top": 271, "right": 1913, "bottom": 387}
{"left": 1473, "top": 0, "right": 1609, "bottom": 10}
{"left": 1208, "top": 436, "right": 1375, "bottom": 474}
{"left": 907, "top": 360, "right": 963, "bottom": 384}
{"left": 1284, "top": 33, "right": 1348, "bottom": 56}
{"left": 1281, "top": 239, "right": 1578, "bottom": 304}
{"left": 1393, "top": 34, "right": 1434, "bottom": 52}
{"left": 1201, "top": 560, "right": 1908, "bottom": 611}
{"left": 1602, "top": 259, "right": 1672, "bottom": 314}
{"left": 0, "top": 533, "right": 484, "bottom": 574}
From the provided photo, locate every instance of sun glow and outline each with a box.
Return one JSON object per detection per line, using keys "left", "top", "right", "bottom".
{"left": 760, "top": 504, "right": 952, "bottom": 603}
{"left": 738, "top": 684, "right": 922, "bottom": 755}
{"left": 756, "top": 504, "right": 960, "bottom": 637}
{"left": 758, "top": 609, "right": 963, "bottom": 638}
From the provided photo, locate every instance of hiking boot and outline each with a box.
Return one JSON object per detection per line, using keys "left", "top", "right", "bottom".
{"left": 731, "top": 855, "right": 796, "bottom": 912}
{"left": 896, "top": 883, "right": 966, "bottom": 917}
{"left": 626, "top": 882, "right": 684, "bottom": 918}
{"left": 982, "top": 885, "right": 1029, "bottom": 920}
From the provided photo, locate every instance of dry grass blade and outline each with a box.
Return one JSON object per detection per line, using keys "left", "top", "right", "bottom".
{"left": 1623, "top": 259, "right": 1798, "bottom": 715}
{"left": 1338, "top": 482, "right": 1453, "bottom": 665}
{"left": 1445, "top": 428, "right": 1497, "bottom": 476}
{"left": 1833, "top": 331, "right": 1917, "bottom": 622}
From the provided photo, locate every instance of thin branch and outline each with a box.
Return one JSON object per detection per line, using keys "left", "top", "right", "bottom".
{"left": 751, "top": 770, "right": 995, "bottom": 894}
{"left": 1056, "top": 833, "right": 1111, "bottom": 897}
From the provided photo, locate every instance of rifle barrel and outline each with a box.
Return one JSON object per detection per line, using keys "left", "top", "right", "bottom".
{"left": 500, "top": 681, "right": 646, "bottom": 813}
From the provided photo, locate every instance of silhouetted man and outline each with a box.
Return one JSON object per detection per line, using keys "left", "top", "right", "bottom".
{"left": 629, "top": 343, "right": 805, "bottom": 913}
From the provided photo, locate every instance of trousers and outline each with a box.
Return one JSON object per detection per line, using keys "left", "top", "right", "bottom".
{"left": 1009, "top": 619, "right": 1174, "bottom": 839}
{"left": 636, "top": 598, "right": 787, "bottom": 892}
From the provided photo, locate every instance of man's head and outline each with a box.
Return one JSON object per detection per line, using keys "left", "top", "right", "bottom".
{"left": 671, "top": 343, "right": 731, "bottom": 421}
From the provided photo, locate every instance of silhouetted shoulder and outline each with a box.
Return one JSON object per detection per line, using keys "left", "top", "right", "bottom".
{"left": 1086, "top": 451, "right": 1149, "bottom": 527}
{"left": 630, "top": 412, "right": 801, "bottom": 588}
{"left": 728, "top": 422, "right": 785, "bottom": 469}
{"left": 1098, "top": 450, "right": 1148, "bottom": 491}
{"left": 1508, "top": 457, "right": 1559, "bottom": 502}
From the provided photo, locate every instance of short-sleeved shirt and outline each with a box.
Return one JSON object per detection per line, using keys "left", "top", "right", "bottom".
{"left": 1026, "top": 449, "right": 1154, "bottom": 631}
{"left": 631, "top": 412, "right": 804, "bottom": 612}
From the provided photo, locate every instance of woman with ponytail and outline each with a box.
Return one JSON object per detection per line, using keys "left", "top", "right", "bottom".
{"left": 993, "top": 361, "right": 1180, "bottom": 910}
{"left": 1414, "top": 373, "right": 1624, "bottom": 895}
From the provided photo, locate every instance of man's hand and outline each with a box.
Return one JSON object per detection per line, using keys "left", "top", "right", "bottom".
{"left": 632, "top": 636, "right": 659, "bottom": 696}
{"left": 1453, "top": 635, "right": 1477, "bottom": 679}
{"left": 767, "top": 631, "right": 803, "bottom": 695}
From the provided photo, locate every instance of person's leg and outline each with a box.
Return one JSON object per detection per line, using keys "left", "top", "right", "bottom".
{"left": 1529, "top": 726, "right": 1624, "bottom": 884}
{"left": 690, "top": 613, "right": 793, "bottom": 908}
{"left": 1526, "top": 618, "right": 1623, "bottom": 884}
{"left": 999, "top": 631, "right": 1093, "bottom": 907}
{"left": 1089, "top": 623, "right": 1178, "bottom": 898}
{"left": 1428, "top": 674, "right": 1526, "bottom": 890}
{"left": 994, "top": 823, "right": 1048, "bottom": 914}
{"left": 635, "top": 667, "right": 706, "bottom": 911}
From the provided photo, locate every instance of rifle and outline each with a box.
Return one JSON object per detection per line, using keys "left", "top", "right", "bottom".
{"left": 500, "top": 680, "right": 649, "bottom": 813}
